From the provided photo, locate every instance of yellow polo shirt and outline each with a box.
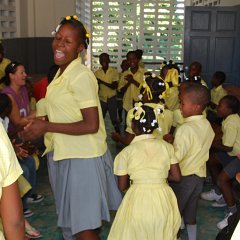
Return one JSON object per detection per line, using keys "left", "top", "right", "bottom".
{"left": 125, "top": 103, "right": 173, "bottom": 139}
{"left": 45, "top": 58, "right": 107, "bottom": 160}
{"left": 36, "top": 98, "right": 52, "bottom": 152}
{"left": 174, "top": 115, "right": 215, "bottom": 177}
{"left": 165, "top": 87, "right": 179, "bottom": 111}
{"left": 222, "top": 114, "right": 240, "bottom": 156}
{"left": 94, "top": 67, "right": 119, "bottom": 102}
{"left": 118, "top": 68, "right": 144, "bottom": 111}
{"left": 0, "top": 123, "right": 23, "bottom": 240}
{"left": 0, "top": 58, "right": 11, "bottom": 91}
{"left": 211, "top": 85, "right": 227, "bottom": 105}
{"left": 114, "top": 134, "right": 178, "bottom": 180}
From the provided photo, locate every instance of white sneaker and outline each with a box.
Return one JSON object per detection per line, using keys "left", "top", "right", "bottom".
{"left": 201, "top": 189, "right": 222, "bottom": 201}
{"left": 217, "top": 212, "right": 233, "bottom": 230}
{"left": 212, "top": 196, "right": 227, "bottom": 208}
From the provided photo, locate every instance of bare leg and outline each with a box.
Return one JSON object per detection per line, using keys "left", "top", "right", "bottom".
{"left": 218, "top": 170, "right": 235, "bottom": 207}
{"left": 75, "top": 229, "right": 100, "bottom": 240}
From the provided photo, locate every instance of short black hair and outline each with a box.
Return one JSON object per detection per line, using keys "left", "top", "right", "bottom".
{"left": 184, "top": 83, "right": 210, "bottom": 109}
{"left": 221, "top": 95, "right": 240, "bottom": 114}
{"left": 213, "top": 71, "right": 226, "bottom": 84}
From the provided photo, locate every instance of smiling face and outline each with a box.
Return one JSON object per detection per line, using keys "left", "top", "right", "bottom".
{"left": 10, "top": 65, "right": 27, "bottom": 87}
{"left": 52, "top": 24, "right": 84, "bottom": 73}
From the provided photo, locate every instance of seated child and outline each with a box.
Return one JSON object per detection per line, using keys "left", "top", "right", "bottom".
{"left": 166, "top": 83, "right": 215, "bottom": 240}
{"left": 201, "top": 95, "right": 240, "bottom": 230}
{"left": 188, "top": 61, "right": 208, "bottom": 87}
{"left": 207, "top": 71, "right": 227, "bottom": 122}
{"left": 111, "top": 73, "right": 173, "bottom": 145}
{"left": 108, "top": 104, "right": 181, "bottom": 240}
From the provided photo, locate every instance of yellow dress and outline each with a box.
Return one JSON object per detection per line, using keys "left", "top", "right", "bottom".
{"left": 108, "top": 135, "right": 181, "bottom": 240}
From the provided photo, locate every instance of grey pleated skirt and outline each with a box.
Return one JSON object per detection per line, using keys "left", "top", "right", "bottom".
{"left": 53, "top": 149, "right": 122, "bottom": 235}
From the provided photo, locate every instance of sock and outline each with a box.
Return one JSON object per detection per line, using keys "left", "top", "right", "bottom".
{"left": 229, "top": 205, "right": 237, "bottom": 214}
{"left": 186, "top": 224, "right": 197, "bottom": 240}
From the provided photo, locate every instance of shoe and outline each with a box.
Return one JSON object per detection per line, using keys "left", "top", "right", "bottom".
{"left": 217, "top": 212, "right": 233, "bottom": 230}
{"left": 212, "top": 196, "right": 227, "bottom": 208}
{"left": 27, "top": 194, "right": 44, "bottom": 203}
{"left": 201, "top": 189, "right": 222, "bottom": 201}
{"left": 24, "top": 209, "right": 34, "bottom": 218}
{"left": 25, "top": 226, "right": 42, "bottom": 239}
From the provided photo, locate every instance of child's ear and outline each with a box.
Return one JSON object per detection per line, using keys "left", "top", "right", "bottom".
{"left": 77, "top": 43, "right": 85, "bottom": 54}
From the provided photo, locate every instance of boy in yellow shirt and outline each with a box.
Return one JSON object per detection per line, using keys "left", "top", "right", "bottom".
{"left": 201, "top": 95, "right": 240, "bottom": 230}
{"left": 166, "top": 83, "right": 215, "bottom": 240}
{"left": 118, "top": 51, "right": 145, "bottom": 113}
{"left": 95, "top": 53, "right": 120, "bottom": 132}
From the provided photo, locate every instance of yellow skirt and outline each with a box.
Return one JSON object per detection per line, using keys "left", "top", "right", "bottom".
{"left": 108, "top": 182, "right": 181, "bottom": 240}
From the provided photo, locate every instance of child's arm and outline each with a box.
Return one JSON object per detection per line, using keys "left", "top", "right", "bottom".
{"left": 1, "top": 181, "right": 25, "bottom": 240}
{"left": 97, "top": 78, "right": 118, "bottom": 90}
{"left": 168, "top": 163, "right": 181, "bottom": 182}
{"left": 111, "top": 131, "right": 134, "bottom": 146}
{"left": 163, "top": 133, "right": 174, "bottom": 144}
{"left": 117, "top": 174, "right": 130, "bottom": 192}
{"left": 211, "top": 139, "right": 233, "bottom": 152}
{"left": 125, "top": 74, "right": 140, "bottom": 88}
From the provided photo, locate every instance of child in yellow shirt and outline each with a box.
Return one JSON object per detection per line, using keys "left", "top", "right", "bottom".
{"left": 95, "top": 53, "right": 120, "bottom": 132}
{"left": 201, "top": 95, "right": 240, "bottom": 230}
{"left": 166, "top": 83, "right": 215, "bottom": 240}
{"left": 108, "top": 104, "right": 181, "bottom": 240}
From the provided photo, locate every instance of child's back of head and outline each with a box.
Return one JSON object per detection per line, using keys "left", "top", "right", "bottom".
{"left": 0, "top": 93, "right": 12, "bottom": 118}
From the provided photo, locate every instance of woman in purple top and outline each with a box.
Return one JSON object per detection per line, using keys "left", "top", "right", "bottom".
{"left": 1, "top": 61, "right": 43, "bottom": 218}
{"left": 1, "top": 61, "right": 33, "bottom": 135}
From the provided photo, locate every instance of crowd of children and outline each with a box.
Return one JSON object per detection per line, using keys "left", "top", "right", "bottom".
{"left": 0, "top": 16, "right": 240, "bottom": 240}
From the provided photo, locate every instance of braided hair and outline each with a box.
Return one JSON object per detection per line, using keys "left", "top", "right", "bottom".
{"left": 52, "top": 15, "right": 90, "bottom": 49}
{"left": 132, "top": 104, "right": 159, "bottom": 135}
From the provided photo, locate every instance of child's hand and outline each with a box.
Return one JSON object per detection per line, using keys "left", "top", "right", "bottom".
{"left": 12, "top": 139, "right": 29, "bottom": 159}
{"left": 111, "top": 131, "right": 120, "bottom": 142}
{"left": 125, "top": 74, "right": 134, "bottom": 83}
{"left": 163, "top": 133, "right": 174, "bottom": 144}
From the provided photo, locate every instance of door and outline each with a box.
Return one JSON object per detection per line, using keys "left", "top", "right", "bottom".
{"left": 184, "top": 6, "right": 240, "bottom": 86}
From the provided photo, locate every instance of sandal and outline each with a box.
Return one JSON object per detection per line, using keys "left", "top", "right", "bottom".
{"left": 25, "top": 226, "right": 42, "bottom": 239}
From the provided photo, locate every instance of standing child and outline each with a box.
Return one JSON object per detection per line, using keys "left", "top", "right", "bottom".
{"left": 111, "top": 73, "right": 173, "bottom": 145}
{"left": 108, "top": 104, "right": 181, "bottom": 240}
{"left": 167, "top": 83, "right": 215, "bottom": 240}
{"left": 118, "top": 51, "right": 145, "bottom": 114}
{"left": 22, "top": 15, "right": 122, "bottom": 240}
{"left": 94, "top": 53, "right": 120, "bottom": 132}
{"left": 201, "top": 95, "right": 240, "bottom": 229}
{"left": 117, "top": 59, "right": 129, "bottom": 123}
{"left": 188, "top": 61, "right": 208, "bottom": 87}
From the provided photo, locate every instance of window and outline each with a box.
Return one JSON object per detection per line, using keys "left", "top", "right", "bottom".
{"left": 0, "top": 0, "right": 16, "bottom": 38}
{"left": 91, "top": 0, "right": 185, "bottom": 71}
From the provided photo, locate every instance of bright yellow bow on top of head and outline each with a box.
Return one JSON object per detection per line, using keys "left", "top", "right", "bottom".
{"left": 138, "top": 81, "right": 153, "bottom": 101}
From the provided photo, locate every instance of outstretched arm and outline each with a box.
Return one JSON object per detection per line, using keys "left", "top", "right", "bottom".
{"left": 1, "top": 181, "right": 25, "bottom": 240}
{"left": 22, "top": 106, "right": 99, "bottom": 141}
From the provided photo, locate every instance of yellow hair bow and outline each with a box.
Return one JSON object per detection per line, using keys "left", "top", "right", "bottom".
{"left": 139, "top": 82, "right": 153, "bottom": 100}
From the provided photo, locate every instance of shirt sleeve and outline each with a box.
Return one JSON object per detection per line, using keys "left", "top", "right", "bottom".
{"left": 222, "top": 121, "right": 237, "bottom": 147}
{"left": 114, "top": 150, "right": 128, "bottom": 176}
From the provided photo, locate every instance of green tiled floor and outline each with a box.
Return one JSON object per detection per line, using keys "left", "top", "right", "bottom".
{"left": 28, "top": 115, "right": 227, "bottom": 240}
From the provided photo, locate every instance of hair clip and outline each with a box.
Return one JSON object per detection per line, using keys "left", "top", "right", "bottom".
{"left": 51, "top": 24, "right": 61, "bottom": 36}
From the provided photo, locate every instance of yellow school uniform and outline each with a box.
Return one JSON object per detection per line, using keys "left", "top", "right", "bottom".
{"left": 45, "top": 57, "right": 107, "bottom": 160}
{"left": 222, "top": 114, "right": 240, "bottom": 156}
{"left": 94, "top": 67, "right": 119, "bottom": 102}
{"left": 211, "top": 85, "right": 227, "bottom": 106}
{"left": 118, "top": 68, "right": 144, "bottom": 111}
{"left": 108, "top": 134, "right": 180, "bottom": 240}
{"left": 165, "top": 87, "right": 179, "bottom": 111}
{"left": 0, "top": 123, "right": 23, "bottom": 240}
{"left": 18, "top": 175, "right": 31, "bottom": 198}
{"left": 174, "top": 115, "right": 215, "bottom": 177}
{"left": 0, "top": 58, "right": 11, "bottom": 91}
